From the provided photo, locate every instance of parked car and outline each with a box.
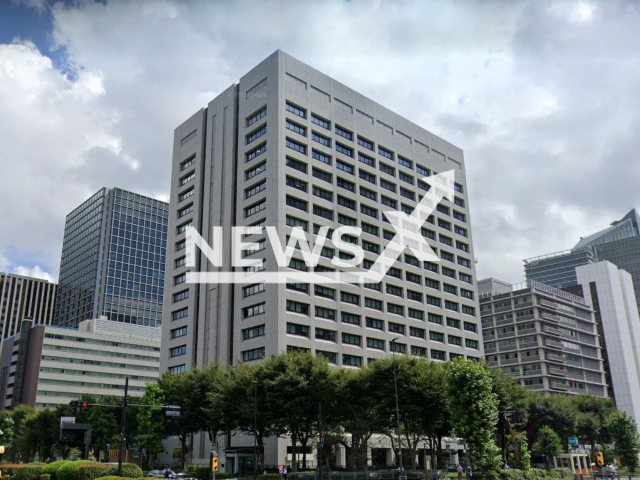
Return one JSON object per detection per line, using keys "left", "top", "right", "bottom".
{"left": 147, "top": 471, "right": 164, "bottom": 478}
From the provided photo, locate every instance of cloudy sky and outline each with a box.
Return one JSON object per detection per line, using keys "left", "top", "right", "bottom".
{"left": 1, "top": 0, "right": 638, "bottom": 284}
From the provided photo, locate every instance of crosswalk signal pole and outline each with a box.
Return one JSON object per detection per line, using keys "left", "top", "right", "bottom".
{"left": 118, "top": 377, "right": 129, "bottom": 477}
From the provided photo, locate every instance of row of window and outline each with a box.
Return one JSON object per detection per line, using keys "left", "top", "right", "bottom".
{"left": 283, "top": 100, "right": 465, "bottom": 194}
{"left": 240, "top": 345, "right": 474, "bottom": 365}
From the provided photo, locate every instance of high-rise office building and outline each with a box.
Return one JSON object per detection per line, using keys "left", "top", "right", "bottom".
{"left": 0, "top": 272, "right": 56, "bottom": 343}
{"left": 479, "top": 278, "right": 607, "bottom": 397}
{"left": 162, "top": 50, "right": 483, "bottom": 373}
{"left": 573, "top": 262, "right": 640, "bottom": 434}
{"left": 161, "top": 51, "right": 483, "bottom": 467}
{"left": 524, "top": 210, "right": 640, "bottom": 310}
{"left": 53, "top": 188, "right": 169, "bottom": 328}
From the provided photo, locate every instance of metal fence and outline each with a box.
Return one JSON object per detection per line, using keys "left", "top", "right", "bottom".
{"left": 289, "top": 470, "right": 448, "bottom": 480}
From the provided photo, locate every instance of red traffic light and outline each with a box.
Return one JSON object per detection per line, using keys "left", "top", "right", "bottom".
{"left": 81, "top": 401, "right": 88, "bottom": 407}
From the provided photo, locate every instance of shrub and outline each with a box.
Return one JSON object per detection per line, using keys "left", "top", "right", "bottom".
{"left": 93, "top": 477, "right": 146, "bottom": 480}
{"left": 43, "top": 461, "right": 72, "bottom": 480}
{"left": 185, "top": 467, "right": 233, "bottom": 480}
{"left": 1, "top": 464, "right": 47, "bottom": 480}
{"left": 77, "top": 464, "right": 112, "bottom": 480}
{"left": 41, "top": 475, "right": 52, "bottom": 480}
{"left": 257, "top": 474, "right": 283, "bottom": 480}
{"left": 57, "top": 461, "right": 96, "bottom": 480}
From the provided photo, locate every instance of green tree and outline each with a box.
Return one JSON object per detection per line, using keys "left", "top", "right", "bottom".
{"left": 532, "top": 426, "right": 562, "bottom": 469}
{"left": 491, "top": 369, "right": 527, "bottom": 464}
{"left": 0, "top": 413, "right": 15, "bottom": 452}
{"left": 446, "top": 359, "right": 501, "bottom": 480}
{"left": 5, "top": 404, "right": 36, "bottom": 461}
{"left": 369, "top": 357, "right": 450, "bottom": 470}
{"left": 160, "top": 366, "right": 217, "bottom": 468}
{"left": 86, "top": 396, "right": 120, "bottom": 460}
{"left": 137, "top": 383, "right": 167, "bottom": 469}
{"left": 207, "top": 362, "right": 283, "bottom": 472}
{"left": 332, "top": 366, "right": 384, "bottom": 470}
{"left": 513, "top": 432, "right": 531, "bottom": 471}
{"left": 606, "top": 411, "right": 640, "bottom": 471}
{"left": 525, "top": 392, "right": 575, "bottom": 449}
{"left": 262, "top": 352, "right": 334, "bottom": 472}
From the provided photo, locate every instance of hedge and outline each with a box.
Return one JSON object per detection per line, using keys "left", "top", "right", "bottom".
{"left": 93, "top": 477, "right": 146, "bottom": 480}
{"left": 498, "top": 468, "right": 573, "bottom": 480}
{"left": 76, "top": 463, "right": 143, "bottom": 480}
{"left": 57, "top": 461, "right": 102, "bottom": 480}
{"left": 43, "top": 461, "right": 73, "bottom": 480}
{"left": 0, "top": 463, "right": 47, "bottom": 480}
{"left": 186, "top": 466, "right": 234, "bottom": 480}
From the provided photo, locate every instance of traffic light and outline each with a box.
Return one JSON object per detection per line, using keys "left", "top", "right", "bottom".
{"left": 69, "top": 400, "right": 89, "bottom": 414}
{"left": 596, "top": 452, "right": 604, "bottom": 466}
{"left": 211, "top": 457, "right": 219, "bottom": 472}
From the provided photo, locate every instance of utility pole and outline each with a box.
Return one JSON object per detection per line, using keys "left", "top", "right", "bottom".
{"left": 253, "top": 381, "right": 258, "bottom": 480}
{"left": 390, "top": 337, "right": 404, "bottom": 479}
{"left": 118, "top": 377, "right": 129, "bottom": 477}
{"left": 318, "top": 402, "right": 323, "bottom": 479}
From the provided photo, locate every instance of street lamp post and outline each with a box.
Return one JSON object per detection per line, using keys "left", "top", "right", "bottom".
{"left": 390, "top": 337, "right": 404, "bottom": 479}
{"left": 253, "top": 380, "right": 258, "bottom": 480}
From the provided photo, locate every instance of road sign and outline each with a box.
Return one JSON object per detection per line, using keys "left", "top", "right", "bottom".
{"left": 165, "top": 410, "right": 181, "bottom": 417}
{"left": 596, "top": 452, "right": 604, "bottom": 466}
{"left": 568, "top": 437, "right": 578, "bottom": 447}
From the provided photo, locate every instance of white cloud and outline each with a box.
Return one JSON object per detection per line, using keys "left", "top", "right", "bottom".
{"left": 2, "top": 0, "right": 640, "bottom": 286}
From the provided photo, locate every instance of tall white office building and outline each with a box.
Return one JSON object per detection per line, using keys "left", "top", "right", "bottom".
{"left": 161, "top": 50, "right": 483, "bottom": 468}
{"left": 575, "top": 261, "right": 640, "bottom": 433}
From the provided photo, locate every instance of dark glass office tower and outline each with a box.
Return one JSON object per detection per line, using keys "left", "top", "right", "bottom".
{"left": 53, "top": 188, "right": 168, "bottom": 327}
{"left": 524, "top": 209, "right": 640, "bottom": 312}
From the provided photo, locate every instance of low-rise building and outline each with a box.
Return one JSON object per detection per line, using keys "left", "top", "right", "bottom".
{"left": 0, "top": 317, "right": 160, "bottom": 410}
{"left": 479, "top": 279, "right": 607, "bottom": 396}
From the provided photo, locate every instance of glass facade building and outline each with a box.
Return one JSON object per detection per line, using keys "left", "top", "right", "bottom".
{"left": 53, "top": 188, "right": 168, "bottom": 328}
{"left": 524, "top": 210, "right": 640, "bottom": 313}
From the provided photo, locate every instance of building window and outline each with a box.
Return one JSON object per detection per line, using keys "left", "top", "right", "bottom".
{"left": 431, "top": 349, "right": 445, "bottom": 361}
{"left": 287, "top": 322, "right": 310, "bottom": 337}
{"left": 341, "top": 312, "right": 361, "bottom": 326}
{"left": 311, "top": 114, "right": 330, "bottom": 129}
{"left": 358, "top": 136, "right": 374, "bottom": 151}
{"left": 286, "top": 215, "right": 308, "bottom": 231}
{"left": 286, "top": 119, "right": 307, "bottom": 136}
{"left": 342, "top": 333, "right": 362, "bottom": 346}
{"left": 312, "top": 149, "right": 332, "bottom": 165}
{"left": 315, "top": 285, "right": 336, "bottom": 300}
{"left": 342, "top": 354, "right": 362, "bottom": 367}
{"left": 245, "top": 200, "right": 266, "bottom": 218}
{"left": 335, "top": 125, "right": 353, "bottom": 141}
{"left": 173, "top": 290, "right": 189, "bottom": 303}
{"left": 388, "top": 322, "right": 405, "bottom": 334}
{"left": 171, "top": 326, "right": 188, "bottom": 339}
{"left": 286, "top": 156, "right": 307, "bottom": 173}
{"left": 316, "top": 328, "right": 336, "bottom": 342}
{"left": 286, "top": 138, "right": 307, "bottom": 155}
{"left": 243, "top": 283, "right": 265, "bottom": 297}
{"left": 312, "top": 167, "right": 332, "bottom": 184}
{"left": 247, "top": 125, "right": 267, "bottom": 145}
{"left": 169, "top": 365, "right": 186, "bottom": 375}
{"left": 246, "top": 180, "right": 266, "bottom": 199}
{"left": 246, "top": 107, "right": 267, "bottom": 127}
{"left": 286, "top": 101, "right": 306, "bottom": 119}
{"left": 286, "top": 300, "right": 309, "bottom": 315}
{"left": 309, "top": 130, "right": 332, "bottom": 147}
{"left": 336, "top": 143, "right": 353, "bottom": 158}
{"left": 178, "top": 188, "right": 194, "bottom": 203}
{"left": 313, "top": 205, "right": 334, "bottom": 221}
{"left": 340, "top": 292, "right": 360, "bottom": 305}
{"left": 242, "top": 324, "right": 266, "bottom": 340}
{"left": 177, "top": 204, "right": 193, "bottom": 218}
{"left": 170, "top": 345, "right": 187, "bottom": 357}
{"left": 180, "top": 155, "right": 196, "bottom": 171}
{"left": 246, "top": 161, "right": 266, "bottom": 180}
{"left": 465, "top": 339, "right": 479, "bottom": 349}
{"left": 247, "top": 143, "right": 267, "bottom": 162}
{"left": 365, "top": 297, "right": 383, "bottom": 311}
{"left": 367, "top": 337, "right": 385, "bottom": 350}
{"left": 243, "top": 303, "right": 265, "bottom": 318}
{"left": 315, "top": 306, "right": 336, "bottom": 321}
{"left": 378, "top": 146, "right": 394, "bottom": 160}
{"left": 366, "top": 317, "right": 384, "bottom": 330}
{"left": 242, "top": 347, "right": 265, "bottom": 362}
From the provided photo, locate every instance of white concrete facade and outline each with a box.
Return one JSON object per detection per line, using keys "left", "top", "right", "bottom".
{"left": 576, "top": 261, "right": 640, "bottom": 432}
{"left": 0, "top": 317, "right": 160, "bottom": 410}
